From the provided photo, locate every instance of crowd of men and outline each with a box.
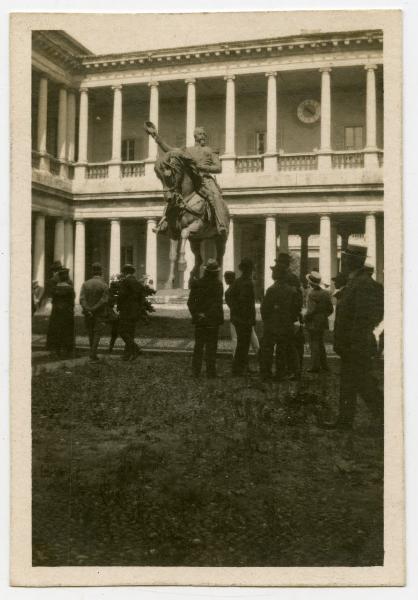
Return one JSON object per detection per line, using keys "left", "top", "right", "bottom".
{"left": 33, "top": 241, "right": 383, "bottom": 433}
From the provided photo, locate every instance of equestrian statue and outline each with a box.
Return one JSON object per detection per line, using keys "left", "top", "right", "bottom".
{"left": 144, "top": 122, "right": 230, "bottom": 288}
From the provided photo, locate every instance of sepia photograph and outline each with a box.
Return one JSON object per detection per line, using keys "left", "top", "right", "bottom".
{"left": 9, "top": 8, "right": 404, "bottom": 588}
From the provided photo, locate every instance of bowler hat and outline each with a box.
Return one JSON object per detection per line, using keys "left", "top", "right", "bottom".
{"left": 276, "top": 252, "right": 291, "bottom": 265}
{"left": 122, "top": 263, "right": 136, "bottom": 274}
{"left": 306, "top": 270, "right": 322, "bottom": 286}
{"left": 238, "top": 257, "right": 254, "bottom": 271}
{"left": 342, "top": 244, "right": 367, "bottom": 258}
{"left": 204, "top": 258, "right": 220, "bottom": 272}
{"left": 51, "top": 260, "right": 62, "bottom": 272}
{"left": 91, "top": 262, "right": 102, "bottom": 274}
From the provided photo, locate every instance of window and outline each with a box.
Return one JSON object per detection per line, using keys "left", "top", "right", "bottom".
{"left": 344, "top": 126, "right": 363, "bottom": 150}
{"left": 121, "top": 139, "right": 135, "bottom": 161}
{"left": 121, "top": 245, "right": 134, "bottom": 266}
{"left": 256, "top": 131, "right": 266, "bottom": 155}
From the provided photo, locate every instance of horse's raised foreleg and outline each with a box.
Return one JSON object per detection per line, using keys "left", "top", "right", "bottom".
{"left": 164, "top": 238, "right": 178, "bottom": 289}
{"left": 177, "top": 228, "right": 190, "bottom": 273}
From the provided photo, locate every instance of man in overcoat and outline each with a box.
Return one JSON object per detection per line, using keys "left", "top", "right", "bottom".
{"left": 187, "top": 259, "right": 224, "bottom": 378}
{"left": 228, "top": 258, "right": 256, "bottom": 376}
{"left": 323, "top": 244, "right": 384, "bottom": 431}
{"left": 117, "top": 264, "right": 146, "bottom": 361}
{"left": 304, "top": 271, "right": 334, "bottom": 373}
{"left": 260, "top": 263, "right": 302, "bottom": 380}
{"left": 80, "top": 263, "right": 110, "bottom": 362}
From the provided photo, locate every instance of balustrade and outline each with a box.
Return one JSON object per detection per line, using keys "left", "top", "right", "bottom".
{"left": 49, "top": 157, "right": 61, "bottom": 176}
{"left": 332, "top": 151, "right": 364, "bottom": 169}
{"left": 277, "top": 153, "right": 318, "bottom": 171}
{"left": 121, "top": 161, "right": 145, "bottom": 178}
{"left": 235, "top": 155, "right": 263, "bottom": 173}
{"left": 86, "top": 163, "right": 109, "bottom": 179}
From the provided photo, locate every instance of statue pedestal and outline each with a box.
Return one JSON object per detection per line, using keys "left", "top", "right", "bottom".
{"left": 153, "top": 288, "right": 190, "bottom": 304}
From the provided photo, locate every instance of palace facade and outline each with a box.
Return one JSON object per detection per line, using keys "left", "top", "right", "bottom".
{"left": 31, "top": 29, "right": 384, "bottom": 299}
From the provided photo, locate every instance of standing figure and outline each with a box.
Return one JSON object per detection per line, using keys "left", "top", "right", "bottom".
{"left": 260, "top": 264, "right": 302, "bottom": 380}
{"left": 304, "top": 271, "right": 334, "bottom": 373}
{"left": 229, "top": 258, "right": 256, "bottom": 376}
{"left": 80, "top": 263, "right": 110, "bottom": 363}
{"left": 323, "top": 245, "right": 384, "bottom": 431}
{"left": 108, "top": 273, "right": 123, "bottom": 353}
{"left": 48, "top": 268, "right": 75, "bottom": 358}
{"left": 117, "top": 264, "right": 146, "bottom": 361}
{"left": 44, "top": 260, "right": 63, "bottom": 350}
{"left": 187, "top": 259, "right": 224, "bottom": 379}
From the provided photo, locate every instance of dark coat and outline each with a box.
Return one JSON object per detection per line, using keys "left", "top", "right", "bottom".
{"left": 304, "top": 287, "right": 334, "bottom": 331}
{"left": 261, "top": 280, "right": 302, "bottom": 336}
{"left": 228, "top": 275, "right": 256, "bottom": 326}
{"left": 333, "top": 268, "right": 384, "bottom": 357}
{"left": 187, "top": 274, "right": 224, "bottom": 327}
{"left": 117, "top": 275, "right": 146, "bottom": 322}
{"left": 48, "top": 282, "right": 75, "bottom": 351}
{"left": 80, "top": 275, "right": 110, "bottom": 318}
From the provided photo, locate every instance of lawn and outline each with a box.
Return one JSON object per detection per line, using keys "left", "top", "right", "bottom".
{"left": 32, "top": 355, "right": 383, "bottom": 567}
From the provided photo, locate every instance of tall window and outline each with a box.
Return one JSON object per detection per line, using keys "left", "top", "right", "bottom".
{"left": 255, "top": 131, "right": 266, "bottom": 155}
{"left": 121, "top": 138, "right": 135, "bottom": 161}
{"left": 344, "top": 126, "right": 363, "bottom": 150}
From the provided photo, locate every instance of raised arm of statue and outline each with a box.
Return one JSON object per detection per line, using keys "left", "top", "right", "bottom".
{"left": 144, "top": 121, "right": 174, "bottom": 153}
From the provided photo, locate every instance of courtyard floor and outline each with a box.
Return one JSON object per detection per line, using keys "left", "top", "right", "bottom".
{"left": 32, "top": 353, "right": 383, "bottom": 567}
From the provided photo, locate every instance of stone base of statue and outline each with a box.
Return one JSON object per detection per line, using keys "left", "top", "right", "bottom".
{"left": 152, "top": 288, "right": 190, "bottom": 305}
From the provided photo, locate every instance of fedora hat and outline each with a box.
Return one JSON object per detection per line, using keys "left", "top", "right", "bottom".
{"left": 342, "top": 244, "right": 367, "bottom": 258}
{"left": 122, "top": 263, "right": 136, "bottom": 274}
{"left": 238, "top": 257, "right": 254, "bottom": 271}
{"left": 306, "top": 270, "right": 322, "bottom": 286}
{"left": 204, "top": 258, "right": 220, "bottom": 272}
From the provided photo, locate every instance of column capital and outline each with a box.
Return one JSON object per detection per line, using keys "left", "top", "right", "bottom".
{"left": 148, "top": 80, "right": 159, "bottom": 88}
{"left": 79, "top": 86, "right": 89, "bottom": 94}
{"left": 224, "top": 74, "right": 236, "bottom": 81}
{"left": 320, "top": 213, "right": 331, "bottom": 218}
{"left": 147, "top": 217, "right": 157, "bottom": 223}
{"left": 365, "top": 64, "right": 378, "bottom": 71}
{"left": 111, "top": 84, "right": 123, "bottom": 91}
{"left": 366, "top": 211, "right": 377, "bottom": 217}
{"left": 265, "top": 214, "right": 276, "bottom": 221}
{"left": 265, "top": 71, "right": 277, "bottom": 78}
{"left": 74, "top": 217, "right": 85, "bottom": 223}
{"left": 319, "top": 66, "right": 332, "bottom": 73}
{"left": 59, "top": 84, "right": 68, "bottom": 92}
{"left": 109, "top": 217, "right": 121, "bottom": 223}
{"left": 185, "top": 78, "right": 196, "bottom": 85}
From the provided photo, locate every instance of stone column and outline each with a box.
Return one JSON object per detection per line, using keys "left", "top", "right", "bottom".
{"left": 66, "top": 91, "right": 76, "bottom": 162}
{"left": 109, "top": 219, "right": 121, "bottom": 276}
{"left": 264, "top": 216, "right": 276, "bottom": 291}
{"left": 54, "top": 218, "right": 65, "bottom": 264}
{"left": 109, "top": 85, "right": 123, "bottom": 178}
{"left": 265, "top": 71, "right": 278, "bottom": 173}
{"left": 37, "top": 77, "right": 49, "bottom": 170}
{"left": 234, "top": 220, "right": 242, "bottom": 271}
{"left": 32, "top": 213, "right": 45, "bottom": 287}
{"left": 223, "top": 217, "right": 234, "bottom": 273}
{"left": 145, "top": 82, "right": 159, "bottom": 177}
{"left": 64, "top": 220, "right": 74, "bottom": 276}
{"left": 278, "top": 220, "right": 289, "bottom": 253}
{"left": 75, "top": 87, "right": 89, "bottom": 180}
{"left": 365, "top": 213, "right": 377, "bottom": 276}
{"left": 74, "top": 219, "right": 86, "bottom": 299}
{"left": 57, "top": 87, "right": 68, "bottom": 176}
{"left": 299, "top": 230, "right": 309, "bottom": 282}
{"left": 185, "top": 78, "right": 196, "bottom": 148}
{"left": 318, "top": 67, "right": 332, "bottom": 170}
{"left": 146, "top": 218, "right": 158, "bottom": 287}
{"left": 222, "top": 74, "right": 236, "bottom": 176}
{"left": 364, "top": 65, "right": 379, "bottom": 168}
{"left": 319, "top": 215, "right": 332, "bottom": 286}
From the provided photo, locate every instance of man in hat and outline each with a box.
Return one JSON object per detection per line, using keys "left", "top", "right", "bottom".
{"left": 44, "top": 260, "right": 64, "bottom": 350}
{"left": 228, "top": 257, "right": 256, "bottom": 376}
{"left": 187, "top": 258, "right": 224, "bottom": 378}
{"left": 48, "top": 268, "right": 75, "bottom": 357}
{"left": 260, "top": 262, "right": 302, "bottom": 380}
{"left": 304, "top": 270, "right": 334, "bottom": 373}
{"left": 117, "top": 264, "right": 146, "bottom": 361}
{"left": 147, "top": 124, "right": 229, "bottom": 236}
{"left": 323, "top": 244, "right": 384, "bottom": 431}
{"left": 80, "top": 263, "right": 110, "bottom": 362}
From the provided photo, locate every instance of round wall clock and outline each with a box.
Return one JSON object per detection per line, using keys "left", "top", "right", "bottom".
{"left": 297, "top": 99, "right": 321, "bottom": 124}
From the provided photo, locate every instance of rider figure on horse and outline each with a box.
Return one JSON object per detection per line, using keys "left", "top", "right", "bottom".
{"left": 146, "top": 124, "right": 229, "bottom": 238}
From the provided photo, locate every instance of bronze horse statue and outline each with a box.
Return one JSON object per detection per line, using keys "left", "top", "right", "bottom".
{"left": 149, "top": 128, "right": 230, "bottom": 288}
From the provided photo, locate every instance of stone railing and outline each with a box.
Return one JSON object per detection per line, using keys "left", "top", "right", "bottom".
{"left": 49, "top": 157, "right": 61, "bottom": 176}
{"left": 332, "top": 151, "right": 364, "bottom": 169}
{"left": 67, "top": 164, "right": 75, "bottom": 180}
{"left": 377, "top": 151, "right": 384, "bottom": 167}
{"left": 31, "top": 150, "right": 41, "bottom": 169}
{"left": 235, "top": 155, "right": 264, "bottom": 173}
{"left": 121, "top": 161, "right": 146, "bottom": 178}
{"left": 277, "top": 153, "right": 318, "bottom": 171}
{"left": 86, "top": 163, "right": 109, "bottom": 179}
